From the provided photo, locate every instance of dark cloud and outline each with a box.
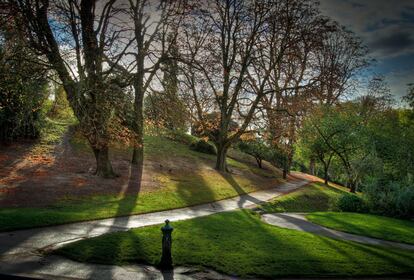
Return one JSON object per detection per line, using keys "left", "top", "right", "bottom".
{"left": 370, "top": 31, "right": 414, "bottom": 56}
{"left": 318, "top": 0, "right": 414, "bottom": 98}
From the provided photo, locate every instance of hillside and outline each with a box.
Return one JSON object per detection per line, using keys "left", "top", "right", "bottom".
{"left": 0, "top": 119, "right": 292, "bottom": 231}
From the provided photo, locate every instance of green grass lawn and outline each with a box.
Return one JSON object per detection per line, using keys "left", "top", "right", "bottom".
{"left": 307, "top": 212, "right": 414, "bottom": 245}
{"left": 56, "top": 210, "right": 414, "bottom": 278}
{"left": 259, "top": 182, "right": 347, "bottom": 213}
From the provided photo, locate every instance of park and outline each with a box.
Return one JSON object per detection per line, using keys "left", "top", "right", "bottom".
{"left": 1, "top": 0, "right": 414, "bottom": 279}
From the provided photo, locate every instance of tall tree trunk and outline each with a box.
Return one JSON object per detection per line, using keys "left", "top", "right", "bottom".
{"left": 348, "top": 181, "right": 356, "bottom": 193}
{"left": 324, "top": 164, "right": 329, "bottom": 185}
{"left": 255, "top": 157, "right": 262, "bottom": 169}
{"left": 287, "top": 154, "right": 293, "bottom": 174}
{"left": 323, "top": 153, "right": 333, "bottom": 185}
{"left": 132, "top": 81, "right": 144, "bottom": 165}
{"left": 309, "top": 157, "right": 315, "bottom": 175}
{"left": 131, "top": 135, "right": 143, "bottom": 165}
{"left": 131, "top": 111, "right": 143, "bottom": 165}
{"left": 215, "top": 143, "right": 228, "bottom": 171}
{"left": 93, "top": 146, "right": 116, "bottom": 178}
{"left": 345, "top": 167, "right": 356, "bottom": 193}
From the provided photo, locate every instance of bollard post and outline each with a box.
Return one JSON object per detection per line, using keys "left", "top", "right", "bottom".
{"left": 160, "top": 219, "right": 174, "bottom": 269}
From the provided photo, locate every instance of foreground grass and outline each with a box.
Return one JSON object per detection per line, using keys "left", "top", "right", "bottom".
{"left": 307, "top": 212, "right": 414, "bottom": 245}
{"left": 56, "top": 210, "right": 414, "bottom": 278}
{"left": 260, "top": 182, "right": 346, "bottom": 213}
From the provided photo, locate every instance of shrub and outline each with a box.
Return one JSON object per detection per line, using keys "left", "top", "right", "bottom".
{"left": 393, "top": 187, "right": 414, "bottom": 218}
{"left": 190, "top": 139, "right": 217, "bottom": 155}
{"left": 337, "top": 194, "right": 367, "bottom": 213}
{"left": 237, "top": 140, "right": 268, "bottom": 168}
{"left": 364, "top": 180, "right": 414, "bottom": 218}
{"left": 165, "top": 129, "right": 199, "bottom": 145}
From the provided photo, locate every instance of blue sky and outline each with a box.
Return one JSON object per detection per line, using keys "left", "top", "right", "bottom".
{"left": 319, "top": 0, "right": 414, "bottom": 100}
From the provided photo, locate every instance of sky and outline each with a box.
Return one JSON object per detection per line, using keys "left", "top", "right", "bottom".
{"left": 319, "top": 0, "right": 414, "bottom": 101}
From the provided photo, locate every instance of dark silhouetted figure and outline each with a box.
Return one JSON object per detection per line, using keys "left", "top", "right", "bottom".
{"left": 160, "top": 219, "right": 173, "bottom": 269}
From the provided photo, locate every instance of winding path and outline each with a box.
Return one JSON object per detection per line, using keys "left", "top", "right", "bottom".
{"left": 262, "top": 213, "right": 414, "bottom": 251}
{"left": 0, "top": 179, "right": 309, "bottom": 280}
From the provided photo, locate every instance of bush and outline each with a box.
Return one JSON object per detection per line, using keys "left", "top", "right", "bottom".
{"left": 165, "top": 129, "right": 199, "bottom": 145}
{"left": 237, "top": 140, "right": 268, "bottom": 168}
{"left": 364, "top": 180, "right": 414, "bottom": 219}
{"left": 337, "top": 194, "right": 367, "bottom": 213}
{"left": 0, "top": 45, "right": 48, "bottom": 142}
{"left": 190, "top": 139, "right": 217, "bottom": 155}
{"left": 393, "top": 187, "right": 414, "bottom": 218}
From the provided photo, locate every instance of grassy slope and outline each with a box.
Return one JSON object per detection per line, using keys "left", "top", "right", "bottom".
{"left": 307, "top": 212, "right": 414, "bottom": 245}
{"left": 56, "top": 210, "right": 414, "bottom": 278}
{"left": 260, "top": 182, "right": 347, "bottom": 213}
{"left": 0, "top": 121, "right": 282, "bottom": 231}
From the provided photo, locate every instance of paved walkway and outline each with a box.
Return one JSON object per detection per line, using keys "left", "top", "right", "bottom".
{"left": 0, "top": 180, "right": 309, "bottom": 280}
{"left": 262, "top": 213, "right": 414, "bottom": 251}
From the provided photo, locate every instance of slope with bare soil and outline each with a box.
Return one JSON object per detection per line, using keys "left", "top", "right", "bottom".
{"left": 0, "top": 119, "right": 294, "bottom": 230}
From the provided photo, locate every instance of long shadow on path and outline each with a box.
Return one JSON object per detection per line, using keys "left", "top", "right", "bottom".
{"left": 87, "top": 159, "right": 144, "bottom": 280}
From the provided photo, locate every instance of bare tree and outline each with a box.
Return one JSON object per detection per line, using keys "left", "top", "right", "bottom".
{"left": 106, "top": 0, "right": 185, "bottom": 166}
{"left": 259, "top": 7, "right": 368, "bottom": 174}
{"left": 11, "top": 0, "right": 132, "bottom": 177}
{"left": 314, "top": 23, "right": 369, "bottom": 105}
{"left": 180, "top": 0, "right": 281, "bottom": 171}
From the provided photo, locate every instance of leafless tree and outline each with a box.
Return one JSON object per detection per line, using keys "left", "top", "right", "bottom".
{"left": 179, "top": 0, "right": 281, "bottom": 171}
{"left": 106, "top": 0, "right": 185, "bottom": 166}
{"left": 11, "top": 0, "right": 132, "bottom": 177}
{"left": 314, "top": 23, "right": 369, "bottom": 105}
{"left": 258, "top": 6, "right": 368, "bottom": 173}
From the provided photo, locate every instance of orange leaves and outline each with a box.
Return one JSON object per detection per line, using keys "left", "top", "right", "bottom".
{"left": 72, "top": 177, "right": 88, "bottom": 188}
{"left": 0, "top": 187, "right": 16, "bottom": 194}
{"left": 0, "top": 174, "right": 25, "bottom": 185}
{"left": 0, "top": 154, "right": 10, "bottom": 164}
{"left": 32, "top": 169, "right": 49, "bottom": 178}
{"left": 240, "top": 132, "right": 256, "bottom": 141}
{"left": 27, "top": 154, "right": 55, "bottom": 165}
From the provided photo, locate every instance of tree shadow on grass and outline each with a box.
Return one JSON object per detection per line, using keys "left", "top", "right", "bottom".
{"left": 308, "top": 213, "right": 378, "bottom": 239}
{"left": 219, "top": 172, "right": 266, "bottom": 208}
{"left": 172, "top": 158, "right": 220, "bottom": 212}
{"left": 312, "top": 232, "right": 414, "bottom": 275}
{"left": 166, "top": 209, "right": 327, "bottom": 278}
{"left": 261, "top": 212, "right": 414, "bottom": 275}
{"left": 0, "top": 158, "right": 146, "bottom": 279}
{"left": 0, "top": 137, "right": 78, "bottom": 257}
{"left": 86, "top": 159, "right": 144, "bottom": 280}
{"left": 239, "top": 211, "right": 414, "bottom": 277}
{"left": 68, "top": 155, "right": 218, "bottom": 279}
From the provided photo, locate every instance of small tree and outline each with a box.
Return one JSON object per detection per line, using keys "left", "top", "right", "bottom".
{"left": 238, "top": 140, "right": 268, "bottom": 169}
{"left": 306, "top": 104, "right": 369, "bottom": 192}
{"left": 297, "top": 123, "right": 334, "bottom": 185}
